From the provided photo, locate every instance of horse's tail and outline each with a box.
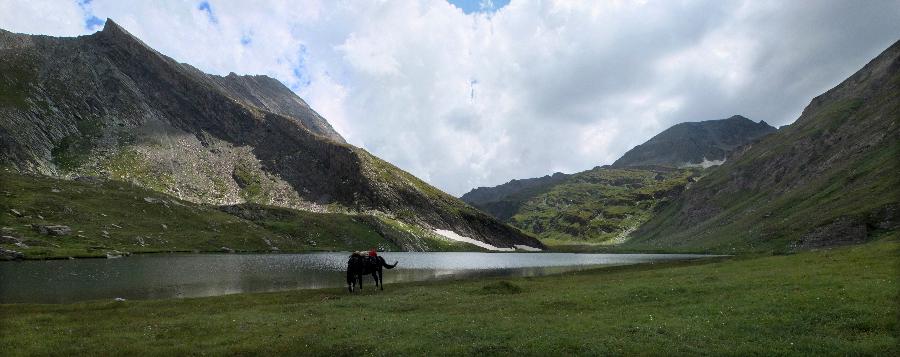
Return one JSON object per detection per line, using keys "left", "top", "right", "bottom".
{"left": 380, "top": 256, "right": 398, "bottom": 269}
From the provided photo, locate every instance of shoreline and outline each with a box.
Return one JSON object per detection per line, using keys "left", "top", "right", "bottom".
{"left": 1, "top": 239, "right": 894, "bottom": 355}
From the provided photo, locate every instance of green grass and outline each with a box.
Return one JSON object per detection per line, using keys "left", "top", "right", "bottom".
{"left": 629, "top": 66, "right": 900, "bottom": 253}
{"left": 0, "top": 172, "right": 488, "bottom": 259}
{"left": 509, "top": 167, "right": 698, "bottom": 244}
{"left": 219, "top": 203, "right": 402, "bottom": 252}
{"left": 1, "top": 237, "right": 896, "bottom": 355}
{"left": 0, "top": 171, "right": 281, "bottom": 258}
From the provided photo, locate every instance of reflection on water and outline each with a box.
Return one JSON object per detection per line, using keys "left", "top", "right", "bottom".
{"left": 0, "top": 252, "right": 712, "bottom": 303}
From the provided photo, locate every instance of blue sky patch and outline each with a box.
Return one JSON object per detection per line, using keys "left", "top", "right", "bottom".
{"left": 77, "top": 0, "right": 104, "bottom": 30}
{"left": 85, "top": 15, "right": 104, "bottom": 30}
{"left": 289, "top": 44, "right": 312, "bottom": 91}
{"left": 447, "top": 0, "right": 510, "bottom": 14}
{"left": 197, "top": 1, "right": 218, "bottom": 24}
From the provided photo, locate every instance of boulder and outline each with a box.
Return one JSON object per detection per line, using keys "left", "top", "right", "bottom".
{"left": 0, "top": 248, "right": 25, "bottom": 261}
{"left": 9, "top": 209, "right": 23, "bottom": 217}
{"left": 33, "top": 225, "right": 72, "bottom": 236}
{"left": 0, "top": 235, "right": 20, "bottom": 244}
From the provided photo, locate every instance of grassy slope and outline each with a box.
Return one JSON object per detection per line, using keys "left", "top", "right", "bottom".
{"left": 220, "top": 203, "right": 481, "bottom": 253}
{"left": 627, "top": 45, "right": 900, "bottom": 253}
{"left": 1, "top": 235, "right": 896, "bottom": 355}
{"left": 510, "top": 167, "right": 698, "bottom": 245}
{"left": 0, "top": 172, "right": 478, "bottom": 258}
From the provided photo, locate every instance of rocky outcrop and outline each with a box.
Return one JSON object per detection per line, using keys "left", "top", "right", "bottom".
{"left": 0, "top": 248, "right": 24, "bottom": 260}
{"left": 32, "top": 224, "right": 71, "bottom": 236}
{"left": 791, "top": 216, "right": 868, "bottom": 250}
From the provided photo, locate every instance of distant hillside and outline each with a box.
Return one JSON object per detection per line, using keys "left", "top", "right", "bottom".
{"left": 612, "top": 115, "right": 776, "bottom": 168}
{"left": 0, "top": 19, "right": 543, "bottom": 252}
{"left": 461, "top": 172, "right": 569, "bottom": 221}
{"left": 461, "top": 166, "right": 699, "bottom": 244}
{"left": 460, "top": 115, "right": 774, "bottom": 245}
{"left": 628, "top": 40, "right": 900, "bottom": 252}
{"left": 506, "top": 167, "right": 699, "bottom": 244}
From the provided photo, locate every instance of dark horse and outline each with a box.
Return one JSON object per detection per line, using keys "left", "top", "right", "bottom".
{"left": 346, "top": 254, "right": 398, "bottom": 292}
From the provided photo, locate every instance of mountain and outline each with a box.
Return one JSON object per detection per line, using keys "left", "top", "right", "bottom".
{"left": 0, "top": 19, "right": 543, "bottom": 253}
{"left": 461, "top": 172, "right": 569, "bottom": 221}
{"left": 460, "top": 115, "right": 774, "bottom": 245}
{"left": 0, "top": 169, "right": 493, "bottom": 259}
{"left": 613, "top": 115, "right": 776, "bottom": 168}
{"left": 503, "top": 166, "right": 700, "bottom": 244}
{"left": 628, "top": 40, "right": 900, "bottom": 252}
{"left": 461, "top": 166, "right": 700, "bottom": 244}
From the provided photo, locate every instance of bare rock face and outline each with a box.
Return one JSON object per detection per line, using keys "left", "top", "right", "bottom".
{"left": 792, "top": 216, "right": 868, "bottom": 250}
{"left": 0, "top": 19, "right": 543, "bottom": 250}
{"left": 612, "top": 115, "right": 776, "bottom": 168}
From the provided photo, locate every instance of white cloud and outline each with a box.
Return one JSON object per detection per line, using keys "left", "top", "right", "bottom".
{"left": 1, "top": 0, "right": 898, "bottom": 195}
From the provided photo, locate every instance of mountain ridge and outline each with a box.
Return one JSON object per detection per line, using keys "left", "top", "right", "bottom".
{"left": 0, "top": 19, "right": 543, "bottom": 251}
{"left": 459, "top": 115, "right": 777, "bottom": 244}
{"left": 612, "top": 115, "right": 776, "bottom": 168}
{"left": 628, "top": 39, "right": 900, "bottom": 252}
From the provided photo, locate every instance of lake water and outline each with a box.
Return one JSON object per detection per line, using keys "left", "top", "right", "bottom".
{"left": 0, "top": 252, "right": 713, "bottom": 303}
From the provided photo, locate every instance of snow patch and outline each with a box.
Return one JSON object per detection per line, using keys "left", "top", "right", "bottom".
{"left": 514, "top": 244, "right": 542, "bottom": 252}
{"left": 433, "top": 229, "right": 543, "bottom": 252}
{"left": 433, "top": 229, "right": 514, "bottom": 251}
{"left": 680, "top": 157, "right": 726, "bottom": 168}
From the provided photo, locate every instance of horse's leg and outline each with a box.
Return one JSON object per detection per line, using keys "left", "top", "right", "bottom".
{"left": 378, "top": 269, "right": 384, "bottom": 291}
{"left": 358, "top": 274, "right": 363, "bottom": 290}
{"left": 372, "top": 272, "right": 379, "bottom": 290}
{"left": 347, "top": 271, "right": 353, "bottom": 293}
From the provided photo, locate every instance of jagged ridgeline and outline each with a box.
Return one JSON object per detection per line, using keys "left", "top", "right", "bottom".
{"left": 0, "top": 19, "right": 543, "bottom": 254}
{"left": 628, "top": 40, "right": 900, "bottom": 252}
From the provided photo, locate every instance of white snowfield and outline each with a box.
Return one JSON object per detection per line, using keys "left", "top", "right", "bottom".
{"left": 433, "top": 229, "right": 542, "bottom": 252}
{"left": 514, "top": 245, "right": 542, "bottom": 252}
{"left": 680, "top": 157, "right": 726, "bottom": 168}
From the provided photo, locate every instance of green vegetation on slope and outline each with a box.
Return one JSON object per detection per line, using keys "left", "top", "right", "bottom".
{"left": 509, "top": 167, "right": 699, "bottom": 244}
{"left": 220, "top": 203, "right": 481, "bottom": 253}
{"left": 2, "top": 235, "right": 896, "bottom": 355}
{"left": 0, "top": 172, "right": 484, "bottom": 259}
{"left": 628, "top": 41, "right": 900, "bottom": 253}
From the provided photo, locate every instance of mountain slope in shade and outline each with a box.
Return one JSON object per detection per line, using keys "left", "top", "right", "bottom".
{"left": 0, "top": 20, "right": 543, "bottom": 251}
{"left": 628, "top": 40, "right": 900, "bottom": 252}
{"left": 612, "top": 115, "right": 776, "bottom": 168}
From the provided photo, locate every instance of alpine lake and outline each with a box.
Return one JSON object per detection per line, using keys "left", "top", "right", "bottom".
{"left": 0, "top": 252, "right": 714, "bottom": 303}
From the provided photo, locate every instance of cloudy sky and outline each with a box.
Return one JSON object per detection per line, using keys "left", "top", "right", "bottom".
{"left": 2, "top": 1, "right": 898, "bottom": 195}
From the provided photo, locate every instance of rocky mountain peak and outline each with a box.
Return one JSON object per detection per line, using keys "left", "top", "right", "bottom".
{"left": 0, "top": 21, "right": 541, "bottom": 251}
{"left": 611, "top": 115, "right": 777, "bottom": 168}
{"left": 94, "top": 18, "right": 159, "bottom": 56}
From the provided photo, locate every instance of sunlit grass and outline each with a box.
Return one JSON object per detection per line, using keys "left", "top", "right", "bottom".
{"left": 2, "top": 237, "right": 896, "bottom": 355}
